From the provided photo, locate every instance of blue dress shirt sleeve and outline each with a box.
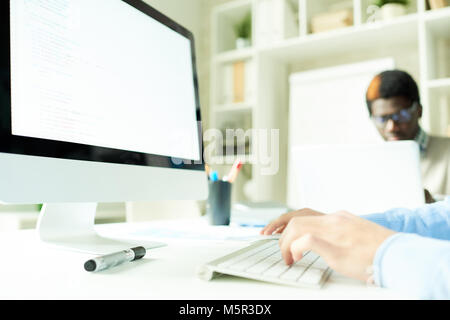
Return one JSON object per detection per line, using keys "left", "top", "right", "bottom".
{"left": 362, "top": 197, "right": 450, "bottom": 299}
{"left": 372, "top": 233, "right": 450, "bottom": 299}
{"left": 363, "top": 197, "right": 450, "bottom": 240}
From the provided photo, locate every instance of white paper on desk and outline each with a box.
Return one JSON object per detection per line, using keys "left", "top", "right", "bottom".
{"left": 128, "top": 225, "right": 277, "bottom": 242}
{"left": 231, "top": 202, "right": 289, "bottom": 227}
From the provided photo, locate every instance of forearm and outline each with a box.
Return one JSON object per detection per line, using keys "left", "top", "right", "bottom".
{"left": 373, "top": 233, "right": 450, "bottom": 299}
{"left": 363, "top": 199, "right": 450, "bottom": 240}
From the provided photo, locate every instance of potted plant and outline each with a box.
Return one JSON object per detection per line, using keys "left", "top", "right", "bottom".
{"left": 234, "top": 12, "right": 252, "bottom": 49}
{"left": 373, "top": 0, "right": 409, "bottom": 20}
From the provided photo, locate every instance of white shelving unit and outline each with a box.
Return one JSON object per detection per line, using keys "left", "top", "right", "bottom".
{"left": 208, "top": 0, "right": 450, "bottom": 204}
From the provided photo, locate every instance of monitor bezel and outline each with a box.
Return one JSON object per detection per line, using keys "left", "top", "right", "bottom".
{"left": 0, "top": 0, "right": 204, "bottom": 171}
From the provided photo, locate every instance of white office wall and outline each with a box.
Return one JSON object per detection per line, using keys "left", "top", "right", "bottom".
{"left": 143, "top": 0, "right": 203, "bottom": 41}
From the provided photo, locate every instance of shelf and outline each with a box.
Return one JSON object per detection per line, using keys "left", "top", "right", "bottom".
{"left": 213, "top": 58, "right": 255, "bottom": 108}
{"left": 424, "top": 6, "right": 450, "bottom": 37}
{"left": 212, "top": 0, "right": 253, "bottom": 55}
{"left": 428, "top": 78, "right": 450, "bottom": 91}
{"left": 214, "top": 102, "right": 254, "bottom": 113}
{"left": 424, "top": 5, "right": 450, "bottom": 20}
{"left": 214, "top": 47, "right": 255, "bottom": 64}
{"left": 261, "top": 13, "right": 419, "bottom": 62}
{"left": 212, "top": 0, "right": 252, "bottom": 15}
{"left": 424, "top": 9, "right": 450, "bottom": 80}
{"left": 254, "top": 0, "right": 299, "bottom": 46}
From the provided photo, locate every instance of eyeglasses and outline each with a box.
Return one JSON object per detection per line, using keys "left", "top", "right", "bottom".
{"left": 371, "top": 102, "right": 419, "bottom": 127}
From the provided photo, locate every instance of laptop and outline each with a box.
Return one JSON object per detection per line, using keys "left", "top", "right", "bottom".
{"left": 287, "top": 141, "right": 425, "bottom": 215}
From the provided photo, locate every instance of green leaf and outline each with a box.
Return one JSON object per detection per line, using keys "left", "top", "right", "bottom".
{"left": 372, "top": 0, "right": 409, "bottom": 7}
{"left": 234, "top": 12, "right": 252, "bottom": 39}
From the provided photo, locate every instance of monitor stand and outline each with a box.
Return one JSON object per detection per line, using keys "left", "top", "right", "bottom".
{"left": 36, "top": 203, "right": 166, "bottom": 254}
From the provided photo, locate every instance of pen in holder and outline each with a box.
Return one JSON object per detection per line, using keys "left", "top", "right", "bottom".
{"left": 207, "top": 180, "right": 232, "bottom": 226}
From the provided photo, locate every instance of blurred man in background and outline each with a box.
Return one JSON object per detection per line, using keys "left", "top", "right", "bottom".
{"left": 366, "top": 70, "right": 450, "bottom": 201}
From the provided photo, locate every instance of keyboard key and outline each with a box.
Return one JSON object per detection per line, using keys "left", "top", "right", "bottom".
{"left": 310, "top": 257, "right": 329, "bottom": 271}
{"left": 201, "top": 240, "right": 330, "bottom": 288}
{"left": 230, "top": 245, "right": 279, "bottom": 271}
{"left": 298, "top": 267, "right": 324, "bottom": 285}
{"left": 296, "top": 251, "right": 319, "bottom": 267}
{"left": 279, "top": 264, "right": 307, "bottom": 281}
{"left": 245, "top": 252, "right": 279, "bottom": 274}
{"left": 217, "top": 241, "right": 274, "bottom": 268}
{"left": 262, "top": 260, "right": 290, "bottom": 278}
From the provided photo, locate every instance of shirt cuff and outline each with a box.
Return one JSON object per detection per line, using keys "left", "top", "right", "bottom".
{"left": 372, "top": 233, "right": 404, "bottom": 287}
{"left": 372, "top": 232, "right": 450, "bottom": 299}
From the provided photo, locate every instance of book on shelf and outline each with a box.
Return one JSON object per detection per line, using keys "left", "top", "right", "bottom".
{"left": 222, "top": 64, "right": 233, "bottom": 105}
{"left": 233, "top": 61, "right": 245, "bottom": 103}
{"left": 311, "top": 9, "right": 353, "bottom": 34}
{"left": 255, "top": 0, "right": 298, "bottom": 46}
{"left": 221, "top": 60, "right": 254, "bottom": 105}
{"left": 428, "top": 0, "right": 447, "bottom": 9}
{"left": 244, "top": 59, "right": 255, "bottom": 103}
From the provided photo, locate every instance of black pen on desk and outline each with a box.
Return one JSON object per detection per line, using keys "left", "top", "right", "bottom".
{"left": 84, "top": 246, "right": 146, "bottom": 272}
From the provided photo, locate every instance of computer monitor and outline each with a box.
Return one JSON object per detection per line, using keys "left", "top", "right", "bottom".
{"left": 0, "top": 0, "right": 208, "bottom": 253}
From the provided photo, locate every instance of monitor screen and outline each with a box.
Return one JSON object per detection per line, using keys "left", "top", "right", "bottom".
{"left": 4, "top": 0, "right": 202, "bottom": 164}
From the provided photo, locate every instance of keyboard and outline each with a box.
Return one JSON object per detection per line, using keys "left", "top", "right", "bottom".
{"left": 198, "top": 239, "right": 332, "bottom": 288}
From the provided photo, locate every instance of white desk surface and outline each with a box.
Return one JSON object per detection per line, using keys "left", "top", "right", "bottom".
{"left": 0, "top": 218, "right": 412, "bottom": 300}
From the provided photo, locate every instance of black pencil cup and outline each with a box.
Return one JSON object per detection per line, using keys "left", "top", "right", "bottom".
{"left": 207, "top": 180, "right": 232, "bottom": 225}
